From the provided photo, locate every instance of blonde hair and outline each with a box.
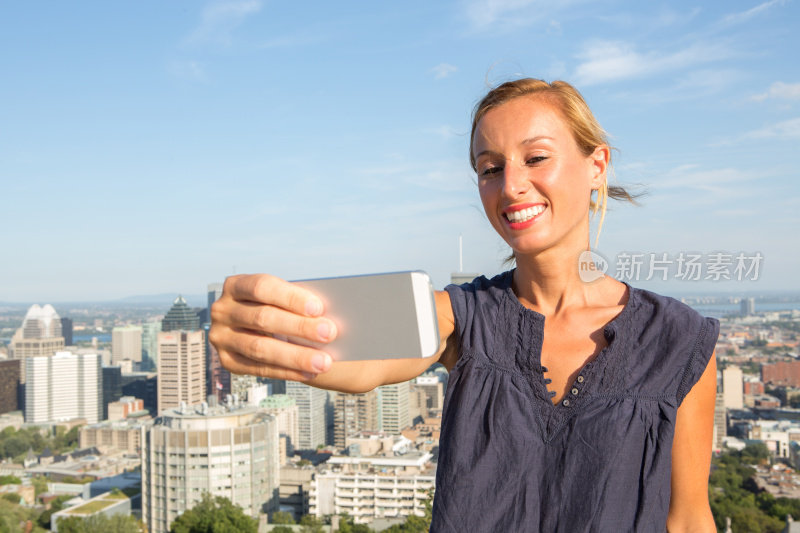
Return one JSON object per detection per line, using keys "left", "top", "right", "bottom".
{"left": 470, "top": 78, "right": 636, "bottom": 247}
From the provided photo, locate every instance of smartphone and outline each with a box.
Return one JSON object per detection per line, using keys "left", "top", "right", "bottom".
{"left": 292, "top": 271, "right": 440, "bottom": 361}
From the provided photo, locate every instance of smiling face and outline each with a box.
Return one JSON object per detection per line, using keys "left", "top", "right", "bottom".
{"left": 473, "top": 95, "right": 609, "bottom": 260}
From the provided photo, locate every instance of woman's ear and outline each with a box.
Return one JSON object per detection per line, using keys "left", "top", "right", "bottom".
{"left": 589, "top": 145, "right": 610, "bottom": 190}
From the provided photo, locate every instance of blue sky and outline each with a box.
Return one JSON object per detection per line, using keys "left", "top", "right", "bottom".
{"left": 1, "top": 0, "right": 798, "bottom": 302}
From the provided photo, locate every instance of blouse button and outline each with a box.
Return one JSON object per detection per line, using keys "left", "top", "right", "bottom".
{"left": 562, "top": 399, "right": 570, "bottom": 407}
{"left": 571, "top": 388, "right": 579, "bottom": 396}
{"left": 577, "top": 375, "right": 585, "bottom": 383}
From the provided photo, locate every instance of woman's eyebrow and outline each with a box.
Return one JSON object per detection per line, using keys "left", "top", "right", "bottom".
{"left": 521, "top": 135, "right": 554, "bottom": 146}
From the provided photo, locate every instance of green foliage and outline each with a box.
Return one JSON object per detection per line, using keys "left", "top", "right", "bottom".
{"left": 38, "top": 494, "right": 76, "bottom": 529}
{"left": 299, "top": 514, "right": 324, "bottom": 533}
{"left": 0, "top": 475, "right": 21, "bottom": 485}
{"left": 0, "top": 425, "right": 81, "bottom": 463}
{"left": 169, "top": 492, "right": 257, "bottom": 533}
{"left": 56, "top": 513, "right": 142, "bottom": 533}
{"left": 1, "top": 493, "right": 20, "bottom": 503}
{"left": 270, "top": 527, "right": 295, "bottom": 533}
{"left": 271, "top": 511, "right": 295, "bottom": 524}
{"left": 709, "top": 446, "right": 797, "bottom": 532}
{"left": 335, "top": 513, "right": 374, "bottom": 533}
{"left": 31, "top": 475, "right": 48, "bottom": 496}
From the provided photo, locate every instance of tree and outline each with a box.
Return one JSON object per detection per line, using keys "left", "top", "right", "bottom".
{"left": 271, "top": 511, "right": 295, "bottom": 524}
{"left": 299, "top": 514, "right": 324, "bottom": 533}
{"left": 0, "top": 475, "right": 21, "bottom": 485}
{"left": 169, "top": 493, "right": 257, "bottom": 533}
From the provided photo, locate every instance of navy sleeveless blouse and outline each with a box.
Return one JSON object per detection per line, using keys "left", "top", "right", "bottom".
{"left": 431, "top": 271, "right": 719, "bottom": 532}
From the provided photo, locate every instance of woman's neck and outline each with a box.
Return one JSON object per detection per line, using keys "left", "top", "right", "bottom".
{"left": 512, "top": 245, "right": 600, "bottom": 317}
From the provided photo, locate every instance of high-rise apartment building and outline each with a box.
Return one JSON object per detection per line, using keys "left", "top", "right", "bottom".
{"left": 740, "top": 297, "right": 756, "bottom": 316}
{"left": 141, "top": 403, "right": 280, "bottom": 533}
{"left": 378, "top": 381, "right": 411, "bottom": 435}
{"left": 112, "top": 325, "right": 143, "bottom": 365}
{"left": 0, "top": 360, "right": 21, "bottom": 415}
{"left": 25, "top": 352, "right": 102, "bottom": 424}
{"left": 11, "top": 304, "right": 65, "bottom": 382}
{"left": 157, "top": 331, "right": 205, "bottom": 414}
{"left": 714, "top": 392, "right": 727, "bottom": 452}
{"left": 162, "top": 296, "right": 200, "bottom": 332}
{"left": 723, "top": 365, "right": 744, "bottom": 410}
{"left": 334, "top": 391, "right": 379, "bottom": 448}
{"left": 286, "top": 381, "right": 327, "bottom": 449}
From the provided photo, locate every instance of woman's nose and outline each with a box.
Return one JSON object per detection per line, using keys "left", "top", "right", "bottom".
{"left": 502, "top": 163, "right": 530, "bottom": 197}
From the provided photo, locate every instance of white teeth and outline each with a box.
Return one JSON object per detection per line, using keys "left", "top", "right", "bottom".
{"left": 507, "top": 205, "right": 544, "bottom": 223}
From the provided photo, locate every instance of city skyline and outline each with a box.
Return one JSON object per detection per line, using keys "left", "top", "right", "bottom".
{"left": 2, "top": 1, "right": 798, "bottom": 301}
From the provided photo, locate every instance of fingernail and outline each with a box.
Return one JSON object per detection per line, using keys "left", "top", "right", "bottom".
{"left": 305, "top": 298, "right": 323, "bottom": 317}
{"left": 317, "top": 321, "right": 334, "bottom": 342}
{"left": 311, "top": 353, "right": 331, "bottom": 373}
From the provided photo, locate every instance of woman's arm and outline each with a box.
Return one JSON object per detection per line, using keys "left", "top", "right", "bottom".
{"left": 209, "top": 274, "right": 457, "bottom": 393}
{"left": 666, "top": 351, "right": 717, "bottom": 533}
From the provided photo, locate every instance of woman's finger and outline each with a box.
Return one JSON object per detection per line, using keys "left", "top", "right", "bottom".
{"left": 224, "top": 300, "right": 337, "bottom": 344}
{"left": 209, "top": 324, "right": 332, "bottom": 374}
{"left": 223, "top": 274, "right": 323, "bottom": 316}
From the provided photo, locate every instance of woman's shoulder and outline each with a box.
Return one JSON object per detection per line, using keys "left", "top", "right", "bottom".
{"left": 626, "top": 284, "right": 717, "bottom": 332}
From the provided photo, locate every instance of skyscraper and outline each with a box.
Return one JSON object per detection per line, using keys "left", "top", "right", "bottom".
{"left": 162, "top": 296, "right": 200, "bottom": 332}
{"left": 378, "top": 381, "right": 411, "bottom": 435}
{"left": 25, "top": 352, "right": 102, "bottom": 424}
{"left": 205, "top": 283, "right": 230, "bottom": 402}
{"left": 141, "top": 321, "right": 162, "bottom": 371}
{"left": 157, "top": 331, "right": 205, "bottom": 413}
{"left": 60, "top": 317, "right": 74, "bottom": 346}
{"left": 723, "top": 366, "right": 744, "bottom": 410}
{"left": 141, "top": 403, "right": 279, "bottom": 533}
{"left": 286, "top": 381, "right": 327, "bottom": 449}
{"left": 11, "top": 304, "right": 65, "bottom": 382}
{"left": 334, "top": 391, "right": 379, "bottom": 448}
{"left": 112, "top": 325, "right": 143, "bottom": 365}
{"left": 261, "top": 394, "right": 300, "bottom": 454}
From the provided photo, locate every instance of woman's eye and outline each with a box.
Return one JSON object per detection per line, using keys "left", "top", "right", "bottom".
{"left": 526, "top": 156, "right": 547, "bottom": 165}
{"left": 480, "top": 166, "right": 502, "bottom": 176}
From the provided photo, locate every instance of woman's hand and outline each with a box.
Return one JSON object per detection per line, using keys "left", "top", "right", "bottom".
{"left": 208, "top": 274, "right": 337, "bottom": 382}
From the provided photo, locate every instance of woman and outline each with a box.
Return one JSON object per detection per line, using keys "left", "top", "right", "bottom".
{"left": 209, "top": 78, "right": 718, "bottom": 532}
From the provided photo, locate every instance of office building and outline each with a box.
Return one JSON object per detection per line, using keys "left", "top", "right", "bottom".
{"left": 121, "top": 372, "right": 158, "bottom": 414}
{"left": 102, "top": 366, "right": 123, "bottom": 420}
{"left": 25, "top": 352, "right": 102, "bottom": 424}
{"left": 334, "top": 391, "right": 379, "bottom": 448}
{"left": 112, "top": 325, "right": 143, "bottom": 365}
{"left": 413, "top": 375, "right": 445, "bottom": 413}
{"left": 378, "top": 382, "right": 411, "bottom": 435}
{"left": 261, "top": 395, "right": 300, "bottom": 461}
{"left": 722, "top": 366, "right": 744, "bottom": 410}
{"left": 286, "top": 381, "right": 327, "bottom": 450}
{"left": 10, "top": 304, "right": 65, "bottom": 382}
{"left": 740, "top": 297, "right": 756, "bottom": 316}
{"left": 0, "top": 359, "right": 21, "bottom": 415}
{"left": 141, "top": 321, "right": 161, "bottom": 371}
{"left": 141, "top": 403, "right": 280, "bottom": 533}
{"left": 162, "top": 296, "right": 200, "bottom": 332}
{"left": 60, "top": 317, "right": 74, "bottom": 346}
{"left": 157, "top": 331, "right": 205, "bottom": 413}
{"left": 714, "top": 392, "right": 726, "bottom": 452}
{"left": 205, "top": 283, "right": 230, "bottom": 402}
